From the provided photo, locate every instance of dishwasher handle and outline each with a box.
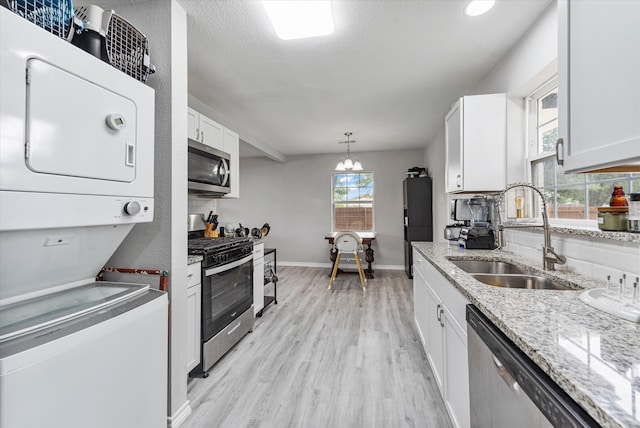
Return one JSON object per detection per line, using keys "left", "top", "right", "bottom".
{"left": 492, "top": 355, "right": 520, "bottom": 393}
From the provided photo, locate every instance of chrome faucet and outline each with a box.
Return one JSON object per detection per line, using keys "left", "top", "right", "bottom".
{"left": 497, "top": 183, "right": 567, "bottom": 271}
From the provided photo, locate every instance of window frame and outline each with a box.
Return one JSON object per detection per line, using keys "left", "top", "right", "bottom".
{"left": 331, "top": 171, "right": 375, "bottom": 233}
{"left": 526, "top": 78, "right": 639, "bottom": 227}
{"left": 526, "top": 77, "right": 559, "bottom": 161}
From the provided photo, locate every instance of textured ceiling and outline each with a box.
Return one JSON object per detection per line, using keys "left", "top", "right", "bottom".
{"left": 177, "top": 0, "right": 552, "bottom": 158}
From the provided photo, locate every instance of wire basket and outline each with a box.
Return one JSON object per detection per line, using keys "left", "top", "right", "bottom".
{"left": 2, "top": 0, "right": 77, "bottom": 41}
{"left": 74, "top": 5, "right": 155, "bottom": 83}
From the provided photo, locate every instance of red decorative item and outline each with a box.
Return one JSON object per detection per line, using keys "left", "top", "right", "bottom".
{"left": 610, "top": 185, "right": 628, "bottom": 207}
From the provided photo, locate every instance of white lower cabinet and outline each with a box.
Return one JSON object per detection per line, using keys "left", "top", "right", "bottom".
{"left": 413, "top": 248, "right": 470, "bottom": 428}
{"left": 413, "top": 264, "right": 431, "bottom": 357}
{"left": 253, "top": 243, "right": 264, "bottom": 316}
{"left": 186, "top": 262, "right": 201, "bottom": 372}
{"left": 443, "top": 308, "right": 470, "bottom": 428}
{"left": 424, "top": 279, "right": 445, "bottom": 394}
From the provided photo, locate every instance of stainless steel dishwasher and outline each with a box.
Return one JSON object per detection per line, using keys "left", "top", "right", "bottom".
{"left": 466, "top": 305, "right": 599, "bottom": 428}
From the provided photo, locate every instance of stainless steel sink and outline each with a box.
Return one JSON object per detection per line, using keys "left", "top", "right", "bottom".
{"left": 449, "top": 259, "right": 527, "bottom": 275}
{"left": 470, "top": 274, "right": 573, "bottom": 290}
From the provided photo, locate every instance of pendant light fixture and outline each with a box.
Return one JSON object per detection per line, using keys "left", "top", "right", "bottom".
{"left": 335, "top": 132, "right": 363, "bottom": 171}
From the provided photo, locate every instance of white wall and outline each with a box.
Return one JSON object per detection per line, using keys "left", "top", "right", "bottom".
{"left": 504, "top": 230, "right": 640, "bottom": 281}
{"left": 217, "top": 149, "right": 428, "bottom": 268}
{"left": 188, "top": 196, "right": 218, "bottom": 220}
{"left": 424, "top": 128, "right": 447, "bottom": 243}
{"left": 81, "top": 0, "right": 192, "bottom": 425}
{"left": 189, "top": 95, "right": 286, "bottom": 162}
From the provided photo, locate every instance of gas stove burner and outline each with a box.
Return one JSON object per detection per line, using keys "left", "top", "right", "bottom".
{"left": 187, "top": 236, "right": 252, "bottom": 255}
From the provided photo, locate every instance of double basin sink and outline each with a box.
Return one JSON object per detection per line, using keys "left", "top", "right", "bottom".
{"left": 448, "top": 259, "right": 574, "bottom": 291}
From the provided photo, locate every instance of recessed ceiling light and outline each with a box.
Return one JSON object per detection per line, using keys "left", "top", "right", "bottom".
{"left": 465, "top": 0, "right": 495, "bottom": 17}
{"left": 262, "top": 1, "right": 334, "bottom": 40}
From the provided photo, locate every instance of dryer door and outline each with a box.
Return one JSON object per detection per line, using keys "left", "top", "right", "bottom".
{"left": 26, "top": 59, "right": 137, "bottom": 183}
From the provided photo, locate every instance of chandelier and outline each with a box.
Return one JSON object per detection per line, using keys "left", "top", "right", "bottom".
{"left": 335, "top": 132, "right": 363, "bottom": 171}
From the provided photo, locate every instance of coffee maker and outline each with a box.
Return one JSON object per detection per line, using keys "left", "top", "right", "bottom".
{"left": 446, "top": 196, "right": 497, "bottom": 249}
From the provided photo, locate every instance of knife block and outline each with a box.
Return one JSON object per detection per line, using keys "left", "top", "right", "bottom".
{"left": 204, "top": 223, "right": 218, "bottom": 238}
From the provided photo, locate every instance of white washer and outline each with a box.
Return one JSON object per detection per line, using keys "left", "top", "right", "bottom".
{"left": 0, "top": 284, "right": 168, "bottom": 428}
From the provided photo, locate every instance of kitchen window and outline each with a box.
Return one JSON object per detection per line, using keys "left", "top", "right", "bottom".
{"left": 527, "top": 79, "right": 639, "bottom": 222}
{"left": 332, "top": 172, "right": 374, "bottom": 232}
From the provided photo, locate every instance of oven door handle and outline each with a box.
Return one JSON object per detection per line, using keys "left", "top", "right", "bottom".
{"left": 205, "top": 254, "right": 253, "bottom": 276}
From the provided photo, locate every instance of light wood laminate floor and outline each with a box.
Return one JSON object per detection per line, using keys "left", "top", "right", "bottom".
{"left": 183, "top": 267, "right": 452, "bottom": 428}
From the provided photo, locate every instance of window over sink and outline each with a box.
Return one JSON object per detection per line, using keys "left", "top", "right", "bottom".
{"left": 527, "top": 78, "right": 639, "bottom": 222}
{"left": 332, "top": 172, "right": 374, "bottom": 232}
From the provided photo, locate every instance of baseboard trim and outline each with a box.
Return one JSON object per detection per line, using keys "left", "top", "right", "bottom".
{"left": 278, "top": 261, "right": 404, "bottom": 271}
{"left": 373, "top": 265, "right": 404, "bottom": 271}
{"left": 279, "top": 261, "right": 333, "bottom": 268}
{"left": 167, "top": 400, "right": 192, "bottom": 428}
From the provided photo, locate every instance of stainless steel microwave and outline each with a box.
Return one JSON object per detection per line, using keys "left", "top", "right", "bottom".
{"left": 188, "top": 139, "right": 231, "bottom": 195}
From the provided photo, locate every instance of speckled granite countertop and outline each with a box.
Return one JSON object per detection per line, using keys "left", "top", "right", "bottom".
{"left": 502, "top": 222, "right": 640, "bottom": 243}
{"left": 412, "top": 242, "right": 640, "bottom": 428}
{"left": 188, "top": 255, "right": 203, "bottom": 265}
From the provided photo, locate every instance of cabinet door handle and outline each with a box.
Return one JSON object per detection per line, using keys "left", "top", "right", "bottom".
{"left": 196, "top": 130, "right": 201, "bottom": 141}
{"left": 436, "top": 303, "right": 442, "bottom": 323}
{"left": 187, "top": 273, "right": 194, "bottom": 279}
{"left": 439, "top": 308, "right": 445, "bottom": 327}
{"left": 456, "top": 174, "right": 461, "bottom": 188}
{"left": 201, "top": 131, "right": 205, "bottom": 143}
{"left": 556, "top": 138, "right": 564, "bottom": 166}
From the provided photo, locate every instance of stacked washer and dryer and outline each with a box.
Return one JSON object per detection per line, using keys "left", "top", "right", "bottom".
{"left": 0, "top": 4, "right": 167, "bottom": 428}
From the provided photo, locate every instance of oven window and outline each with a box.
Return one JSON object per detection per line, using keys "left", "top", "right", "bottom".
{"left": 202, "top": 259, "right": 253, "bottom": 340}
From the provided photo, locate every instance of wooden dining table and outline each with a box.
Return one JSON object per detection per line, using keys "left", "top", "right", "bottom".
{"left": 324, "top": 232, "right": 376, "bottom": 279}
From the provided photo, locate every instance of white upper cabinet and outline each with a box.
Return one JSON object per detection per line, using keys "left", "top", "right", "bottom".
{"left": 558, "top": 0, "right": 640, "bottom": 173}
{"left": 187, "top": 107, "right": 199, "bottom": 142}
{"left": 223, "top": 127, "right": 240, "bottom": 199}
{"left": 199, "top": 115, "right": 224, "bottom": 152}
{"left": 445, "top": 93, "right": 507, "bottom": 193}
{"left": 187, "top": 106, "right": 224, "bottom": 152}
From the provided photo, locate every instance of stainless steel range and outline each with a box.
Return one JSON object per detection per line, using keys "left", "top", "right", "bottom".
{"left": 188, "top": 235, "right": 254, "bottom": 377}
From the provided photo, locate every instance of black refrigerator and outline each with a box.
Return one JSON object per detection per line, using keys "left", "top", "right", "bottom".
{"left": 403, "top": 176, "right": 433, "bottom": 278}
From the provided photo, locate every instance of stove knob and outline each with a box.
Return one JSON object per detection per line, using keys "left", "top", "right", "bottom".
{"left": 124, "top": 201, "right": 141, "bottom": 216}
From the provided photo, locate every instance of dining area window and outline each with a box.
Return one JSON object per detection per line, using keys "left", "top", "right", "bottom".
{"left": 332, "top": 172, "right": 374, "bottom": 232}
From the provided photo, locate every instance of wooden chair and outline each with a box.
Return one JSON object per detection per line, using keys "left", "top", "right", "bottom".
{"left": 329, "top": 231, "right": 366, "bottom": 291}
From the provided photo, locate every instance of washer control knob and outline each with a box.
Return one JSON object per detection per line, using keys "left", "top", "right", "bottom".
{"left": 124, "top": 201, "right": 141, "bottom": 216}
